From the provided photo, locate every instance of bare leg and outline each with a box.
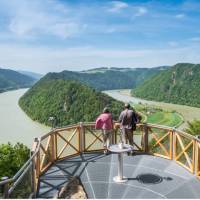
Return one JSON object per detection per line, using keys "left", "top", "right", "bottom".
{"left": 126, "top": 130, "right": 134, "bottom": 146}
{"left": 126, "top": 129, "right": 134, "bottom": 155}
{"left": 106, "top": 131, "right": 112, "bottom": 148}
{"left": 102, "top": 130, "right": 107, "bottom": 148}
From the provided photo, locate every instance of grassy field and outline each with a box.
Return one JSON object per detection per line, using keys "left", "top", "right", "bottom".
{"left": 116, "top": 89, "right": 200, "bottom": 130}
{"left": 147, "top": 111, "right": 182, "bottom": 127}
{"left": 134, "top": 103, "right": 183, "bottom": 127}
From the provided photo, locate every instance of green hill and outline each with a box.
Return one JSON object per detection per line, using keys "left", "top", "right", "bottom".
{"left": 0, "top": 68, "right": 35, "bottom": 92}
{"left": 44, "top": 66, "right": 168, "bottom": 91}
{"left": 133, "top": 63, "right": 200, "bottom": 107}
{"left": 19, "top": 77, "right": 124, "bottom": 126}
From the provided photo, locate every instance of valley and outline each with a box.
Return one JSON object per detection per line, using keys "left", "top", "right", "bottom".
{"left": 105, "top": 89, "right": 200, "bottom": 130}
{"left": 1, "top": 63, "right": 200, "bottom": 147}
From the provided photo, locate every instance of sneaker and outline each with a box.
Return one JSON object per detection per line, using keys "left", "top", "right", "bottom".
{"left": 131, "top": 151, "right": 136, "bottom": 156}
{"left": 104, "top": 150, "right": 109, "bottom": 155}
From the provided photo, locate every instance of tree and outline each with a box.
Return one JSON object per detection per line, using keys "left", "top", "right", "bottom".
{"left": 185, "top": 120, "right": 200, "bottom": 136}
{"left": 0, "top": 143, "right": 30, "bottom": 178}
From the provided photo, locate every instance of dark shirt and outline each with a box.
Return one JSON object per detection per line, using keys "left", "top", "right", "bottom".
{"left": 119, "top": 109, "right": 137, "bottom": 130}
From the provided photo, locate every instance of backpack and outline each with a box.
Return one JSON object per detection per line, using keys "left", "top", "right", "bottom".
{"left": 132, "top": 112, "right": 142, "bottom": 131}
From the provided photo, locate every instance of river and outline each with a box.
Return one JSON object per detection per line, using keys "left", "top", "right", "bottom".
{"left": 104, "top": 89, "right": 200, "bottom": 130}
{"left": 1, "top": 88, "right": 200, "bottom": 147}
{"left": 0, "top": 89, "right": 49, "bottom": 147}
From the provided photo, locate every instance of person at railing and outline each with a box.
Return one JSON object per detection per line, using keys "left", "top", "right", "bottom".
{"left": 119, "top": 103, "right": 141, "bottom": 155}
{"left": 95, "top": 107, "right": 113, "bottom": 154}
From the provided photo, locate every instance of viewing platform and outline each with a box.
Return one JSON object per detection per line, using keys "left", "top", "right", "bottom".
{"left": 38, "top": 153, "right": 200, "bottom": 198}
{"left": 1, "top": 122, "right": 200, "bottom": 198}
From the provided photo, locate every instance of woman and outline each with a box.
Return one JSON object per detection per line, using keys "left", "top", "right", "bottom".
{"left": 95, "top": 107, "right": 113, "bottom": 154}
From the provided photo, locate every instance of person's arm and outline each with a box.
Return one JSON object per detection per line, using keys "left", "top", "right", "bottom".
{"left": 110, "top": 114, "right": 114, "bottom": 129}
{"left": 132, "top": 110, "right": 137, "bottom": 124}
{"left": 136, "top": 112, "right": 142, "bottom": 123}
{"left": 95, "top": 115, "right": 102, "bottom": 129}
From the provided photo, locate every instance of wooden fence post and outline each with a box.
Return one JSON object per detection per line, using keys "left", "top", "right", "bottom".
{"left": 1, "top": 177, "right": 9, "bottom": 199}
{"left": 31, "top": 137, "right": 39, "bottom": 198}
{"left": 143, "top": 124, "right": 149, "bottom": 153}
{"left": 113, "top": 123, "right": 116, "bottom": 145}
{"left": 79, "top": 122, "right": 84, "bottom": 153}
{"left": 51, "top": 133, "right": 56, "bottom": 162}
{"left": 171, "top": 128, "right": 175, "bottom": 160}
{"left": 195, "top": 136, "right": 200, "bottom": 177}
{"left": 30, "top": 151, "right": 36, "bottom": 198}
{"left": 173, "top": 129, "right": 176, "bottom": 161}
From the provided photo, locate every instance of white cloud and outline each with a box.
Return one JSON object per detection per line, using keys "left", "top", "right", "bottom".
{"left": 0, "top": 43, "right": 200, "bottom": 73}
{"left": 107, "top": 1, "right": 128, "bottom": 13}
{"left": 1, "top": 0, "right": 81, "bottom": 39}
{"left": 45, "top": 22, "right": 80, "bottom": 39}
{"left": 189, "top": 37, "right": 200, "bottom": 42}
{"left": 134, "top": 7, "right": 148, "bottom": 17}
{"left": 175, "top": 14, "right": 185, "bottom": 19}
{"left": 168, "top": 41, "right": 178, "bottom": 47}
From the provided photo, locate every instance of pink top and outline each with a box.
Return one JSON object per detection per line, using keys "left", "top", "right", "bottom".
{"left": 95, "top": 113, "right": 113, "bottom": 130}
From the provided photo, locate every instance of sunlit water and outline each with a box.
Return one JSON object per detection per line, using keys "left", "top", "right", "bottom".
{"left": 1, "top": 88, "right": 199, "bottom": 148}
{"left": 0, "top": 89, "right": 50, "bottom": 147}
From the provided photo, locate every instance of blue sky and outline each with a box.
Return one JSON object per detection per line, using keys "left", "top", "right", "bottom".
{"left": 0, "top": 0, "right": 200, "bottom": 73}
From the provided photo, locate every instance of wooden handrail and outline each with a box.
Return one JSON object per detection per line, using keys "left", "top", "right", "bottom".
{"left": 1, "top": 122, "right": 200, "bottom": 198}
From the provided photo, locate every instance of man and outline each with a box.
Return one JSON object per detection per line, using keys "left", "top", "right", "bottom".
{"left": 119, "top": 103, "right": 140, "bottom": 155}
{"left": 95, "top": 107, "right": 113, "bottom": 154}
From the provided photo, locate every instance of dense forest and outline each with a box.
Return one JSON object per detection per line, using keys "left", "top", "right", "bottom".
{"left": 43, "top": 66, "right": 168, "bottom": 91}
{"left": 19, "top": 78, "right": 124, "bottom": 126}
{"left": 0, "top": 143, "right": 29, "bottom": 178}
{"left": 0, "top": 68, "right": 35, "bottom": 92}
{"left": 133, "top": 63, "right": 200, "bottom": 107}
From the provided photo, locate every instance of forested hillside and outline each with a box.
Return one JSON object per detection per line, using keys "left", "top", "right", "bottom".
{"left": 133, "top": 63, "right": 200, "bottom": 107}
{"left": 19, "top": 78, "right": 124, "bottom": 126}
{"left": 43, "top": 67, "right": 168, "bottom": 91}
{"left": 0, "top": 68, "right": 35, "bottom": 92}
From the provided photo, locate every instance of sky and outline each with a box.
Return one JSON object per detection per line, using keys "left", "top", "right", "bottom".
{"left": 0, "top": 0, "right": 200, "bottom": 73}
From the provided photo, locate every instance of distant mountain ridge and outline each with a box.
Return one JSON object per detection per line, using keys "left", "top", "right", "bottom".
{"left": 43, "top": 66, "right": 169, "bottom": 91}
{"left": 18, "top": 70, "right": 43, "bottom": 80}
{"left": 82, "top": 66, "right": 169, "bottom": 73}
{"left": 0, "top": 68, "right": 35, "bottom": 92}
{"left": 133, "top": 63, "right": 200, "bottom": 107}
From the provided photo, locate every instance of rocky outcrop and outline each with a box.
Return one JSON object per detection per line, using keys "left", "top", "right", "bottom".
{"left": 54, "top": 176, "right": 87, "bottom": 199}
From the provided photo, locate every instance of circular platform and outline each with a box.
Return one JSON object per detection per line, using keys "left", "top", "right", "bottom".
{"left": 38, "top": 152, "right": 200, "bottom": 199}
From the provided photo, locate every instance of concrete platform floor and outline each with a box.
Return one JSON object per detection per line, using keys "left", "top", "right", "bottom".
{"left": 38, "top": 152, "right": 200, "bottom": 199}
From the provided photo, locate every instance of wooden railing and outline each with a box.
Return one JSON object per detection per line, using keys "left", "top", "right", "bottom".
{"left": 174, "top": 130, "right": 195, "bottom": 173}
{"left": 196, "top": 139, "right": 200, "bottom": 179}
{"left": 83, "top": 123, "right": 104, "bottom": 152}
{"left": 147, "top": 124, "right": 173, "bottom": 159}
{"left": 1, "top": 122, "right": 200, "bottom": 198}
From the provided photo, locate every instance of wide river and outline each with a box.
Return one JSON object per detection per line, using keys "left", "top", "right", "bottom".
{"left": 1, "top": 88, "right": 200, "bottom": 147}
{"left": 0, "top": 89, "right": 49, "bottom": 147}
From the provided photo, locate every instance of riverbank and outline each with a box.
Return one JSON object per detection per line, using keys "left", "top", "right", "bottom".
{"left": 0, "top": 89, "right": 49, "bottom": 147}
{"left": 104, "top": 89, "right": 200, "bottom": 130}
